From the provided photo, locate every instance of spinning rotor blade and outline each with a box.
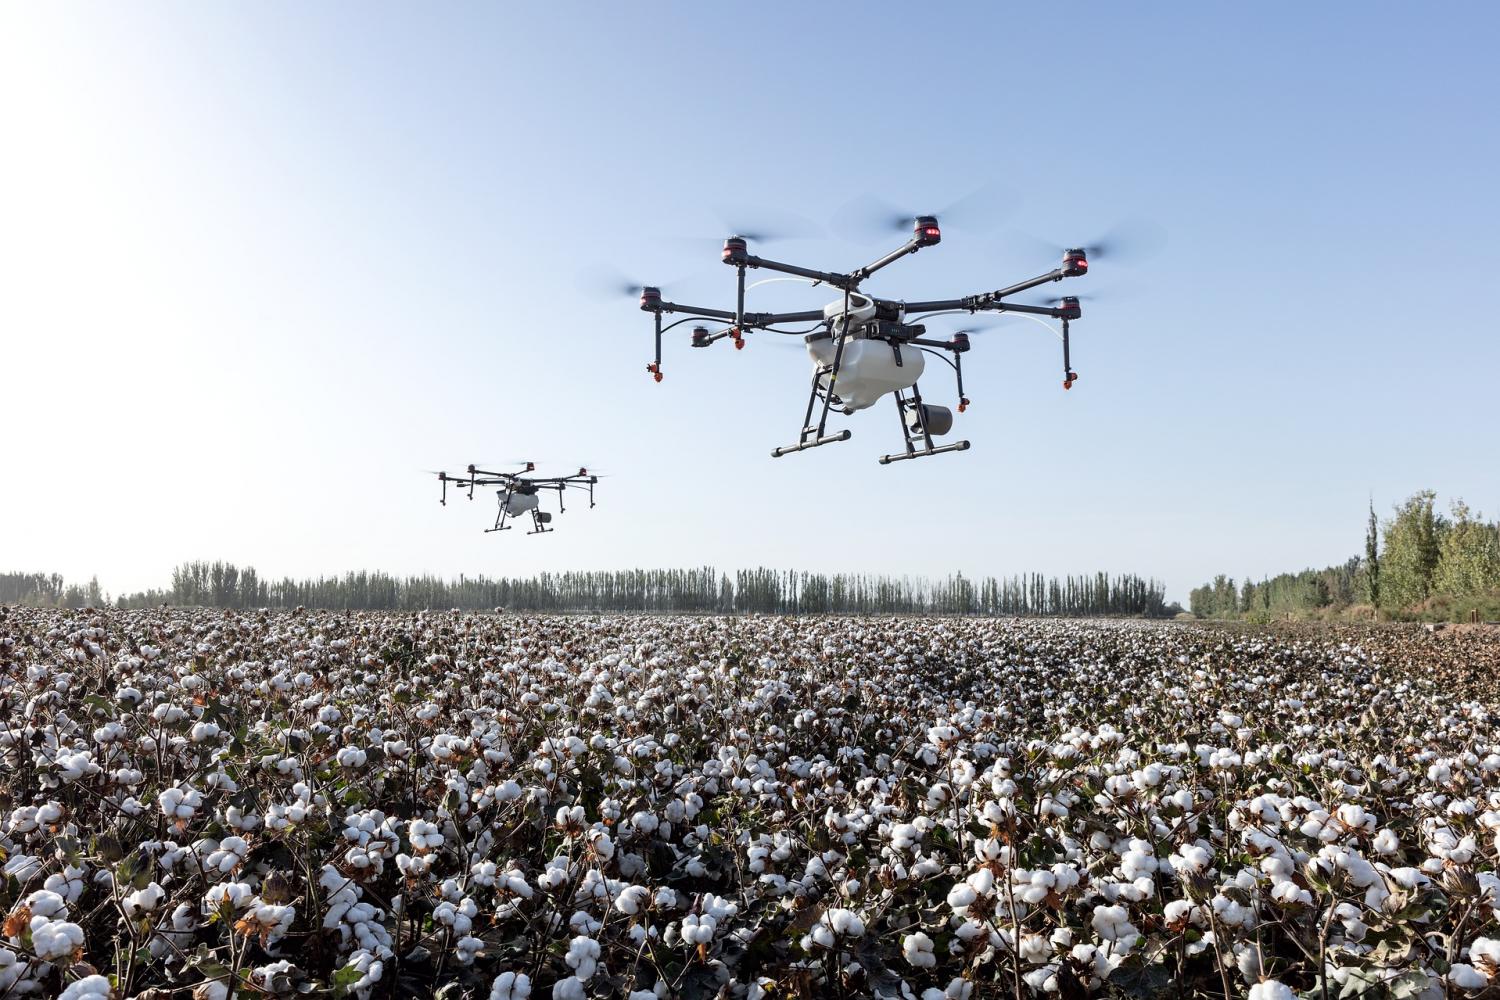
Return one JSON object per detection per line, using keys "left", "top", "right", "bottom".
{"left": 660, "top": 206, "right": 825, "bottom": 257}
{"left": 1029, "top": 294, "right": 1103, "bottom": 306}
{"left": 1003, "top": 218, "right": 1166, "bottom": 266}
{"left": 831, "top": 180, "right": 1016, "bottom": 244}
{"left": 710, "top": 204, "right": 824, "bottom": 245}
{"left": 581, "top": 267, "right": 703, "bottom": 303}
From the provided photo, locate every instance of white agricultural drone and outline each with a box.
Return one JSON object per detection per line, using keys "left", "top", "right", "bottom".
{"left": 435, "top": 464, "right": 598, "bottom": 535}
{"left": 634, "top": 209, "right": 1096, "bottom": 463}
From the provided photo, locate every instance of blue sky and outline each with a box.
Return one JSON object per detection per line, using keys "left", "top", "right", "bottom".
{"left": 2, "top": 3, "right": 1496, "bottom": 602}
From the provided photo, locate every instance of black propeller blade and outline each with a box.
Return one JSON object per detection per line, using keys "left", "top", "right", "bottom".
{"left": 831, "top": 180, "right": 1016, "bottom": 245}
{"left": 1003, "top": 218, "right": 1166, "bottom": 266}
{"left": 582, "top": 267, "right": 707, "bottom": 303}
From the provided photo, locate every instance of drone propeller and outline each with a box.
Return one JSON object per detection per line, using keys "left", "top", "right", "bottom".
{"left": 582, "top": 267, "right": 705, "bottom": 303}
{"left": 830, "top": 180, "right": 1015, "bottom": 245}
{"left": 659, "top": 205, "right": 825, "bottom": 258}
{"left": 1029, "top": 294, "right": 1102, "bottom": 306}
{"left": 710, "top": 204, "right": 824, "bottom": 245}
{"left": 1003, "top": 218, "right": 1166, "bottom": 266}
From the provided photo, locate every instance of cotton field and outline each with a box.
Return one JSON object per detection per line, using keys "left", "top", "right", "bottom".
{"left": 1, "top": 609, "right": 1498, "bottom": 1000}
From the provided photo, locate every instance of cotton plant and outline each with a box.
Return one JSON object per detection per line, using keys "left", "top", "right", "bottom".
{"left": 3, "top": 608, "right": 1500, "bottom": 996}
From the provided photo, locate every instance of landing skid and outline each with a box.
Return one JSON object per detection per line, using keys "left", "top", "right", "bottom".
{"left": 772, "top": 429, "right": 851, "bottom": 458}
{"left": 878, "top": 384, "right": 969, "bottom": 465}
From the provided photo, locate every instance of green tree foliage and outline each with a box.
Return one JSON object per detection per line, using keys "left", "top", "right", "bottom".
{"left": 1188, "top": 575, "right": 1239, "bottom": 618}
{"left": 1381, "top": 490, "right": 1445, "bottom": 609}
{"left": 1191, "top": 490, "right": 1500, "bottom": 620}
{"left": 1433, "top": 500, "right": 1500, "bottom": 598}
{"left": 94, "top": 561, "right": 1172, "bottom": 617}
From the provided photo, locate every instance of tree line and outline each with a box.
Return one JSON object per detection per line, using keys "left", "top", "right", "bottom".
{"left": 0, "top": 572, "right": 104, "bottom": 609}
{"left": 5, "top": 562, "right": 1173, "bottom": 617}
{"left": 1190, "top": 490, "right": 1500, "bottom": 621}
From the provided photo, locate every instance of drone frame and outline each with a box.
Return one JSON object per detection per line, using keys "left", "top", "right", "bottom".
{"left": 638, "top": 218, "right": 1087, "bottom": 463}
{"left": 437, "top": 463, "right": 598, "bottom": 536}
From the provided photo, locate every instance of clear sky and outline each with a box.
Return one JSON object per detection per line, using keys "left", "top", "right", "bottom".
{"left": 3, "top": 3, "right": 1497, "bottom": 603}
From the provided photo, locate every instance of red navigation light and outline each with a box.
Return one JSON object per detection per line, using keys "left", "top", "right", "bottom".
{"left": 914, "top": 215, "right": 941, "bottom": 247}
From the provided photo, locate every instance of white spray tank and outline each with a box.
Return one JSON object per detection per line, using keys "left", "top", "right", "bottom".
{"left": 806, "top": 293, "right": 924, "bottom": 411}
{"left": 503, "top": 491, "right": 539, "bottom": 516}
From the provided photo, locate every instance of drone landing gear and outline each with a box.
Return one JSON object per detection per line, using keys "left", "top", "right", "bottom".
{"left": 772, "top": 345, "right": 855, "bottom": 458}
{"left": 772, "top": 428, "right": 851, "bottom": 458}
{"left": 878, "top": 384, "right": 970, "bottom": 465}
{"left": 527, "top": 510, "right": 555, "bottom": 535}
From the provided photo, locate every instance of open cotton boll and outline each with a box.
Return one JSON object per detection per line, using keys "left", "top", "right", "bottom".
{"left": 1248, "top": 981, "right": 1294, "bottom": 1000}
{"left": 123, "top": 881, "right": 165, "bottom": 917}
{"left": 614, "top": 884, "right": 650, "bottom": 916}
{"left": 903, "top": 931, "right": 936, "bottom": 967}
{"left": 58, "top": 975, "right": 113, "bottom": 1000}
{"left": 564, "top": 935, "right": 600, "bottom": 981}
{"left": 30, "top": 917, "right": 85, "bottom": 960}
{"left": 489, "top": 972, "right": 532, "bottom": 1000}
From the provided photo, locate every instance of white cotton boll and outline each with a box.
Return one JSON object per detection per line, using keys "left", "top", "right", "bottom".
{"left": 552, "top": 977, "right": 585, "bottom": 1000}
{"left": 946, "top": 882, "right": 978, "bottom": 914}
{"left": 455, "top": 935, "right": 484, "bottom": 965}
{"left": 1248, "top": 981, "right": 1294, "bottom": 1000}
{"left": 30, "top": 917, "right": 86, "bottom": 960}
{"left": 123, "top": 881, "right": 166, "bottom": 916}
{"left": 337, "top": 747, "right": 367, "bottom": 768}
{"left": 1446, "top": 965, "right": 1486, "bottom": 991}
{"left": 1373, "top": 828, "right": 1400, "bottom": 855}
{"left": 1468, "top": 937, "right": 1500, "bottom": 975}
{"left": 58, "top": 975, "right": 113, "bottom": 1000}
{"left": 409, "top": 819, "right": 444, "bottom": 852}
{"left": 824, "top": 908, "right": 865, "bottom": 937}
{"left": 4, "top": 855, "right": 42, "bottom": 881}
{"left": 24, "top": 889, "right": 68, "bottom": 919}
{"left": 1164, "top": 899, "right": 1193, "bottom": 928}
{"left": 489, "top": 972, "right": 533, "bottom": 1000}
{"left": 1091, "top": 904, "right": 1138, "bottom": 945}
{"left": 903, "top": 931, "right": 936, "bottom": 968}
{"left": 615, "top": 884, "right": 650, "bottom": 916}
{"left": 1270, "top": 880, "right": 1312, "bottom": 908}
{"left": 565, "top": 935, "right": 601, "bottom": 981}
{"left": 55, "top": 752, "right": 100, "bottom": 782}
{"left": 681, "top": 913, "right": 717, "bottom": 944}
